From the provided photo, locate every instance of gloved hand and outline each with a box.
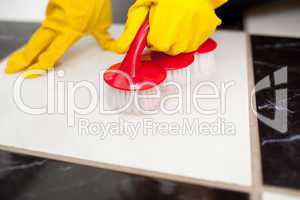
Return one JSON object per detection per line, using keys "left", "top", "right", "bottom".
{"left": 106, "top": 0, "right": 227, "bottom": 56}
{"left": 5, "top": 0, "right": 113, "bottom": 78}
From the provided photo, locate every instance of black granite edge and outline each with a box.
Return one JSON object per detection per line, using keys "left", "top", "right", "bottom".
{"left": 0, "top": 149, "right": 249, "bottom": 200}
{"left": 251, "top": 35, "right": 300, "bottom": 190}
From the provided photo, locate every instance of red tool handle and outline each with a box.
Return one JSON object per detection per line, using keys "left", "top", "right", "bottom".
{"left": 120, "top": 18, "right": 150, "bottom": 77}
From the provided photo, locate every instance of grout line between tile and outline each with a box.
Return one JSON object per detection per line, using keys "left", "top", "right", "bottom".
{"left": 246, "top": 33, "right": 264, "bottom": 200}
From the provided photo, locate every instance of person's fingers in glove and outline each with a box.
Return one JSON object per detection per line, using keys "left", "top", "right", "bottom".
{"left": 106, "top": 0, "right": 227, "bottom": 55}
{"left": 92, "top": 0, "right": 114, "bottom": 49}
{"left": 5, "top": 27, "right": 56, "bottom": 74}
{"left": 23, "top": 32, "right": 81, "bottom": 79}
{"left": 104, "top": 0, "right": 155, "bottom": 54}
{"left": 5, "top": 0, "right": 114, "bottom": 78}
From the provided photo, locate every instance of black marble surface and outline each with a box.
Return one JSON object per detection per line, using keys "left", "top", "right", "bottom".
{"left": 0, "top": 150, "right": 249, "bottom": 200}
{"left": 252, "top": 35, "right": 300, "bottom": 190}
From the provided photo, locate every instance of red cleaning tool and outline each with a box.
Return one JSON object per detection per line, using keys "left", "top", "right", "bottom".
{"left": 104, "top": 19, "right": 167, "bottom": 111}
{"left": 197, "top": 38, "right": 217, "bottom": 54}
{"left": 151, "top": 51, "right": 195, "bottom": 84}
{"left": 150, "top": 38, "right": 218, "bottom": 84}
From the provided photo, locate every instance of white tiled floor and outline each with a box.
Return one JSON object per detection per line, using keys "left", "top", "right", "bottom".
{"left": 264, "top": 192, "right": 300, "bottom": 200}
{"left": 0, "top": 26, "right": 252, "bottom": 186}
{"left": 245, "top": 0, "right": 300, "bottom": 38}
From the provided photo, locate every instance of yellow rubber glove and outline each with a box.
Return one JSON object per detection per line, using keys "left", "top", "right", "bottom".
{"left": 5, "top": 0, "right": 113, "bottom": 78}
{"left": 211, "top": 0, "right": 228, "bottom": 8}
{"left": 106, "top": 0, "right": 227, "bottom": 56}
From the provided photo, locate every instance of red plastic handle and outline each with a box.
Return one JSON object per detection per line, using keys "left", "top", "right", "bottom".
{"left": 120, "top": 18, "right": 150, "bottom": 77}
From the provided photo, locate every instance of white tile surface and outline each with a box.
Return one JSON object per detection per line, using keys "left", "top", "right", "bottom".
{"left": 245, "top": 0, "right": 300, "bottom": 38}
{"left": 0, "top": 26, "right": 252, "bottom": 186}
{"left": 264, "top": 192, "right": 300, "bottom": 200}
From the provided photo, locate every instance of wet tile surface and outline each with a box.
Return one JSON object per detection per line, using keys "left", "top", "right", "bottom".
{"left": 252, "top": 35, "right": 300, "bottom": 189}
{"left": 0, "top": 150, "right": 249, "bottom": 200}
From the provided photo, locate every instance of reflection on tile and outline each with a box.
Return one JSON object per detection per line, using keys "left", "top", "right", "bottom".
{"left": 0, "top": 21, "right": 39, "bottom": 59}
{"left": 251, "top": 35, "right": 300, "bottom": 189}
{"left": 0, "top": 150, "right": 249, "bottom": 200}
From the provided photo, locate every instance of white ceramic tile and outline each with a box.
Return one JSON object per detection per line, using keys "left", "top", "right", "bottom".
{"left": 0, "top": 26, "right": 252, "bottom": 186}
{"left": 264, "top": 192, "right": 300, "bottom": 200}
{"left": 245, "top": 0, "right": 300, "bottom": 38}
